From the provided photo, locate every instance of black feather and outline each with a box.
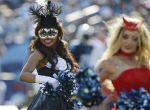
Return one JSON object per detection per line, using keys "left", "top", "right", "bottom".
{"left": 29, "top": 0, "right": 62, "bottom": 28}
{"left": 29, "top": 5, "right": 43, "bottom": 23}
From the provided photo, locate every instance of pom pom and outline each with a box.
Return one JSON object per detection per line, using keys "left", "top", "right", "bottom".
{"left": 113, "top": 88, "right": 150, "bottom": 110}
{"left": 76, "top": 67, "right": 104, "bottom": 107}
{"left": 39, "top": 70, "right": 81, "bottom": 110}
{"left": 56, "top": 70, "right": 81, "bottom": 109}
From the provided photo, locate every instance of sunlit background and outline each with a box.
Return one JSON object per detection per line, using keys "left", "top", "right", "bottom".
{"left": 0, "top": 0, "right": 150, "bottom": 110}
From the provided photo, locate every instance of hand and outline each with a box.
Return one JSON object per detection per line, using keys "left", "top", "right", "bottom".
{"left": 102, "top": 79, "right": 115, "bottom": 92}
{"left": 48, "top": 77, "right": 60, "bottom": 90}
{"left": 35, "top": 75, "right": 60, "bottom": 90}
{"left": 101, "top": 79, "right": 117, "bottom": 101}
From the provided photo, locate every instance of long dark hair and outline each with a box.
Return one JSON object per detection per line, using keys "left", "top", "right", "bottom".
{"left": 30, "top": 25, "right": 79, "bottom": 73}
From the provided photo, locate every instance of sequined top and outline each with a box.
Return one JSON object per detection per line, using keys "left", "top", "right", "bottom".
{"left": 36, "top": 57, "right": 68, "bottom": 77}
{"left": 112, "top": 67, "right": 150, "bottom": 95}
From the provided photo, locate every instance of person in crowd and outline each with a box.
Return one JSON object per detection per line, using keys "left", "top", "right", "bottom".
{"left": 19, "top": 0, "right": 79, "bottom": 109}
{"left": 95, "top": 16, "right": 150, "bottom": 110}
{"left": 71, "top": 24, "right": 106, "bottom": 69}
{"left": 71, "top": 33, "right": 94, "bottom": 68}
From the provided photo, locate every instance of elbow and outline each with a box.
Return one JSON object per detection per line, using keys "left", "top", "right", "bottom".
{"left": 19, "top": 73, "right": 25, "bottom": 81}
{"left": 19, "top": 75, "right": 23, "bottom": 81}
{"left": 100, "top": 77, "right": 107, "bottom": 83}
{"left": 18, "top": 72, "right": 35, "bottom": 83}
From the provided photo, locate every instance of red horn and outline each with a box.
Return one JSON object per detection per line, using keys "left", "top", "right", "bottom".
{"left": 122, "top": 17, "right": 138, "bottom": 31}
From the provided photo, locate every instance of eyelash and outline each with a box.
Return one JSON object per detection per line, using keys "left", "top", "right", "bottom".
{"left": 122, "top": 35, "right": 138, "bottom": 42}
{"left": 133, "top": 38, "right": 138, "bottom": 41}
{"left": 122, "top": 35, "right": 128, "bottom": 39}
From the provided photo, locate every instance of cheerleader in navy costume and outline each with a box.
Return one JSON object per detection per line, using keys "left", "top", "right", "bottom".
{"left": 19, "top": 0, "right": 79, "bottom": 110}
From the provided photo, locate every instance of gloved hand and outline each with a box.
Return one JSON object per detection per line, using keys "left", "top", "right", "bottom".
{"left": 47, "top": 77, "right": 60, "bottom": 90}
{"left": 35, "top": 75, "right": 60, "bottom": 90}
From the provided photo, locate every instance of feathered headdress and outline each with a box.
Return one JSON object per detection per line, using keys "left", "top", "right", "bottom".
{"left": 29, "top": 0, "right": 62, "bottom": 28}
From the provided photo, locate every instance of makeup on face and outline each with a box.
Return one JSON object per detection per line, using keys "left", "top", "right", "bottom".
{"left": 120, "top": 30, "right": 139, "bottom": 54}
{"left": 38, "top": 28, "right": 58, "bottom": 39}
{"left": 122, "top": 31, "right": 139, "bottom": 42}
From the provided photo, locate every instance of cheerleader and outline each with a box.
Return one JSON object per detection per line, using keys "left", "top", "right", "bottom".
{"left": 19, "top": 0, "right": 79, "bottom": 110}
{"left": 96, "top": 16, "right": 150, "bottom": 110}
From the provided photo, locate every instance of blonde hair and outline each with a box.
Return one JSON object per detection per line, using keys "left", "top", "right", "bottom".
{"left": 101, "top": 16, "right": 150, "bottom": 67}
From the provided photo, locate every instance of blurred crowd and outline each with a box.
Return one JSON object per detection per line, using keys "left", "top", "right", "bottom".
{"left": 0, "top": 0, "right": 150, "bottom": 109}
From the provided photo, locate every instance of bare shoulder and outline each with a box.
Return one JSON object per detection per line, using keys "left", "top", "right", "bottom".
{"left": 61, "top": 40, "right": 68, "bottom": 46}
{"left": 96, "top": 58, "right": 116, "bottom": 82}
{"left": 21, "top": 49, "right": 44, "bottom": 73}
{"left": 29, "top": 49, "right": 44, "bottom": 61}
{"left": 96, "top": 58, "right": 114, "bottom": 73}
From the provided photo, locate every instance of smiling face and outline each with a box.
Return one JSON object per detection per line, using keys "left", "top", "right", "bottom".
{"left": 120, "top": 30, "right": 139, "bottom": 54}
{"left": 38, "top": 28, "right": 59, "bottom": 47}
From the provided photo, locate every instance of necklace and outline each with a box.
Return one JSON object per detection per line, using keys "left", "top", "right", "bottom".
{"left": 117, "top": 50, "right": 136, "bottom": 64}
{"left": 118, "top": 50, "right": 135, "bottom": 58}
